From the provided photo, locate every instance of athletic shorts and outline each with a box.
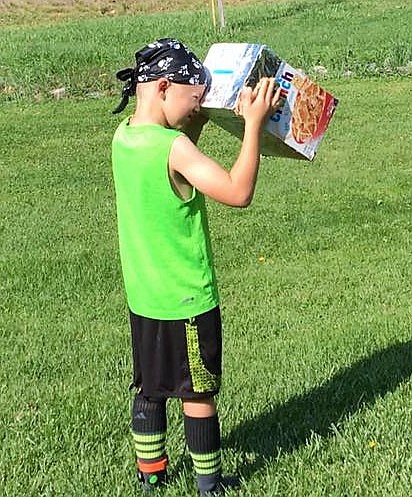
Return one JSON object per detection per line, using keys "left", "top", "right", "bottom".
{"left": 129, "top": 306, "right": 222, "bottom": 399}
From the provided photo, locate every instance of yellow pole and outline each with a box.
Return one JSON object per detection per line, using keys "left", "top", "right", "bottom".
{"left": 210, "top": 0, "right": 217, "bottom": 27}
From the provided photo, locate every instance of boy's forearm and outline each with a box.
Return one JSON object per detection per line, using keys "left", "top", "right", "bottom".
{"left": 229, "top": 122, "right": 262, "bottom": 206}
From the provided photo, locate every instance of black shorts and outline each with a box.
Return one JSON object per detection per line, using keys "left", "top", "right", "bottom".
{"left": 129, "top": 306, "right": 222, "bottom": 399}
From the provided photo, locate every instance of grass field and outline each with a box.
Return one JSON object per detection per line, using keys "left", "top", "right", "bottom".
{"left": 0, "top": 0, "right": 267, "bottom": 23}
{"left": 1, "top": 0, "right": 412, "bottom": 496}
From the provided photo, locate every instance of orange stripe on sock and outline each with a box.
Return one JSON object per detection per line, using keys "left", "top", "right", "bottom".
{"left": 137, "top": 456, "right": 168, "bottom": 473}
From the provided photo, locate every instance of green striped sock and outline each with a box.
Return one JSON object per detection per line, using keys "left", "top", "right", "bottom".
{"left": 184, "top": 414, "right": 222, "bottom": 492}
{"left": 132, "top": 432, "right": 166, "bottom": 461}
{"left": 189, "top": 449, "right": 222, "bottom": 476}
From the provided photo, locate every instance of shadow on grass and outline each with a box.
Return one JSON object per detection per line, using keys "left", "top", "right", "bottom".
{"left": 223, "top": 340, "right": 412, "bottom": 480}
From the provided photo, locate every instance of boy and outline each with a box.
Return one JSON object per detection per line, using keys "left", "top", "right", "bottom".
{"left": 111, "top": 38, "right": 281, "bottom": 496}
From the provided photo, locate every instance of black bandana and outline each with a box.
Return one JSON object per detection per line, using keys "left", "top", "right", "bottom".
{"left": 112, "top": 38, "right": 210, "bottom": 114}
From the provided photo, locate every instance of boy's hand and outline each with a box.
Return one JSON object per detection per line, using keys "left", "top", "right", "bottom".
{"left": 235, "top": 77, "right": 282, "bottom": 128}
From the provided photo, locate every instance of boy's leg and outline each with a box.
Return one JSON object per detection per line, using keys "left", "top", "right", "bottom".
{"left": 131, "top": 393, "right": 168, "bottom": 491}
{"left": 183, "top": 397, "right": 223, "bottom": 495}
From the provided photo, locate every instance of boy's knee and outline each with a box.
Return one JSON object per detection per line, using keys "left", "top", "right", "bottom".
{"left": 182, "top": 396, "right": 217, "bottom": 418}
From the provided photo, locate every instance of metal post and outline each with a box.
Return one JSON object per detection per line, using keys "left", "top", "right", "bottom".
{"left": 217, "top": 0, "right": 225, "bottom": 28}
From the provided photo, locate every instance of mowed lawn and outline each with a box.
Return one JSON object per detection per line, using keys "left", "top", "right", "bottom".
{"left": 1, "top": 1, "right": 412, "bottom": 496}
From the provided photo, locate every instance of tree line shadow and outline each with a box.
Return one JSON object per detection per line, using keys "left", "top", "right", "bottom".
{"left": 223, "top": 340, "right": 412, "bottom": 480}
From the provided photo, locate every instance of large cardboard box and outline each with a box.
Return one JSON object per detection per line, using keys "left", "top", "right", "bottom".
{"left": 202, "top": 43, "right": 338, "bottom": 160}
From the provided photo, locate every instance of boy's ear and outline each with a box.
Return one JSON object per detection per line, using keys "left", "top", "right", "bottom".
{"left": 158, "top": 78, "right": 171, "bottom": 97}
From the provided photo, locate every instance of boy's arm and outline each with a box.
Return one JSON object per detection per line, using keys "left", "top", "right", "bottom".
{"left": 169, "top": 78, "right": 281, "bottom": 207}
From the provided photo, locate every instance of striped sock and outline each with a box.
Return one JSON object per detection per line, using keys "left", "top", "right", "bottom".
{"left": 131, "top": 395, "right": 168, "bottom": 488}
{"left": 190, "top": 449, "right": 221, "bottom": 475}
{"left": 132, "top": 432, "right": 167, "bottom": 461}
{"left": 184, "top": 414, "right": 222, "bottom": 493}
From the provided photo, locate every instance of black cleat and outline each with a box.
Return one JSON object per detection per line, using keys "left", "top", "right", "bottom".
{"left": 137, "top": 470, "right": 168, "bottom": 493}
{"left": 198, "top": 475, "right": 240, "bottom": 496}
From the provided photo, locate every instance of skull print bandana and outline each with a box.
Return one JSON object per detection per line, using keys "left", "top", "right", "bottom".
{"left": 112, "top": 38, "right": 210, "bottom": 114}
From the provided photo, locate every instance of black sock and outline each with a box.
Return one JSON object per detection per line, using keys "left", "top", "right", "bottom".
{"left": 184, "top": 414, "right": 222, "bottom": 492}
{"left": 131, "top": 395, "right": 168, "bottom": 484}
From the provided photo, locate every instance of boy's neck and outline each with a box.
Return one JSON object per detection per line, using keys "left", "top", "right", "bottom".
{"left": 129, "top": 94, "right": 167, "bottom": 127}
{"left": 128, "top": 114, "right": 164, "bottom": 126}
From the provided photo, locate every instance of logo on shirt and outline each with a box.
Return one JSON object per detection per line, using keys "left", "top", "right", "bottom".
{"left": 181, "top": 296, "right": 195, "bottom": 304}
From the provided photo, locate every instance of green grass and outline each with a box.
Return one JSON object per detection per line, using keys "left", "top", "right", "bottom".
{"left": 1, "top": 0, "right": 411, "bottom": 100}
{"left": 1, "top": 0, "right": 412, "bottom": 496}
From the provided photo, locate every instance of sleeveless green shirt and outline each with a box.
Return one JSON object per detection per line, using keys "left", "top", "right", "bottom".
{"left": 112, "top": 119, "right": 219, "bottom": 319}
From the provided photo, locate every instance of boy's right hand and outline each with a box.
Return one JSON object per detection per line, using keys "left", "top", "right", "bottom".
{"left": 235, "top": 77, "right": 282, "bottom": 128}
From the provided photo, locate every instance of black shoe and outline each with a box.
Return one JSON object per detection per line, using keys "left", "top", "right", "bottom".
{"left": 138, "top": 469, "right": 168, "bottom": 493}
{"left": 198, "top": 475, "right": 240, "bottom": 496}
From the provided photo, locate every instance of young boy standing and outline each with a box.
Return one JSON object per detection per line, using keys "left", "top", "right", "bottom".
{"left": 111, "top": 38, "right": 281, "bottom": 496}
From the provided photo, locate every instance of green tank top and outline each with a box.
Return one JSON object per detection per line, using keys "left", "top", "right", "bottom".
{"left": 112, "top": 119, "right": 219, "bottom": 319}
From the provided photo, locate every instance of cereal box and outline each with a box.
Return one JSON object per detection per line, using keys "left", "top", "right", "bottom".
{"left": 202, "top": 43, "right": 338, "bottom": 160}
